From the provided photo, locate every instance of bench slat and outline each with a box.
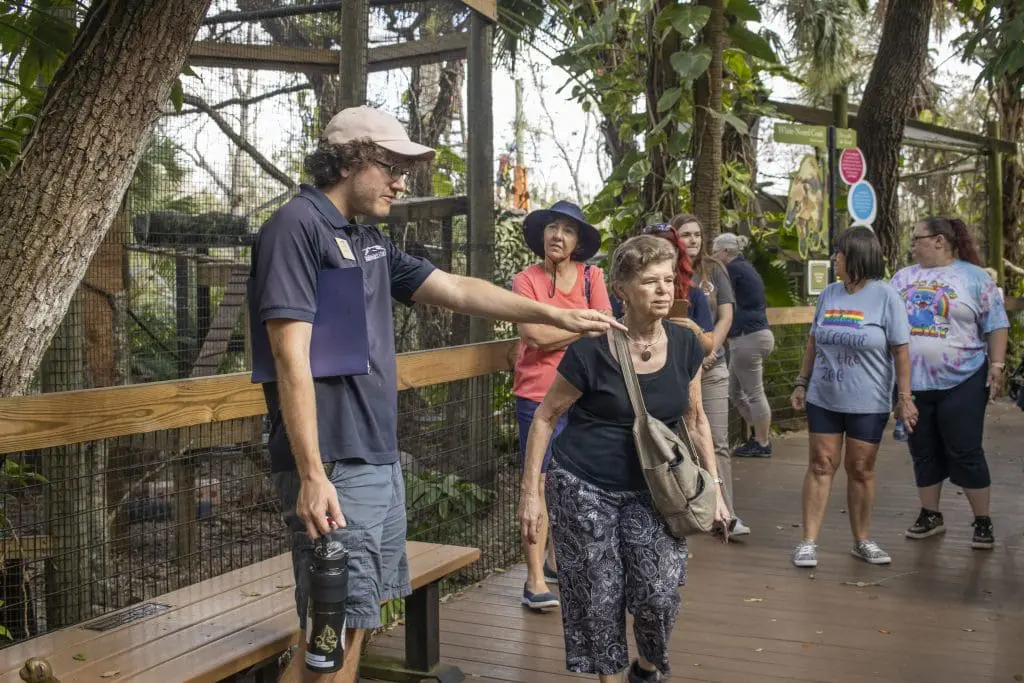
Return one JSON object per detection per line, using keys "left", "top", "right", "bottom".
{"left": 1, "top": 542, "right": 479, "bottom": 683}
{"left": 61, "top": 591, "right": 294, "bottom": 682}
{"left": 0, "top": 555, "right": 292, "bottom": 677}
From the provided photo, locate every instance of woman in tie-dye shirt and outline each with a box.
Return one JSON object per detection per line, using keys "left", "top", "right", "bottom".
{"left": 890, "top": 217, "right": 1009, "bottom": 551}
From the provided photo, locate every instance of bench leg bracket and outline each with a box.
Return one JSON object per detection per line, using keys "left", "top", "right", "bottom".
{"left": 360, "top": 580, "right": 464, "bottom": 683}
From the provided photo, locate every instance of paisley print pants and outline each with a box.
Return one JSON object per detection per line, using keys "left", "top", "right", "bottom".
{"left": 546, "top": 460, "right": 687, "bottom": 675}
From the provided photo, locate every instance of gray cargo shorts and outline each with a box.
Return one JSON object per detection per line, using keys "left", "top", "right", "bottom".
{"left": 273, "top": 460, "right": 411, "bottom": 631}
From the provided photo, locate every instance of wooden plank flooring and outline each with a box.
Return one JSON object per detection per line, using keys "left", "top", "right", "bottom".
{"left": 370, "top": 401, "right": 1024, "bottom": 682}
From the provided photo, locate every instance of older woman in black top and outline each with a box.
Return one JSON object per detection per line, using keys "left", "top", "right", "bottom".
{"left": 519, "top": 235, "right": 729, "bottom": 683}
{"left": 712, "top": 232, "right": 775, "bottom": 457}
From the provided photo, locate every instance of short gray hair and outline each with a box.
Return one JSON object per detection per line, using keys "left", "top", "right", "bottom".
{"left": 711, "top": 232, "right": 750, "bottom": 256}
{"left": 609, "top": 235, "right": 677, "bottom": 289}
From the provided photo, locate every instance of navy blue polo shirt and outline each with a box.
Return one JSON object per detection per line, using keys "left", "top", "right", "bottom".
{"left": 725, "top": 256, "right": 769, "bottom": 338}
{"left": 249, "top": 184, "right": 436, "bottom": 472}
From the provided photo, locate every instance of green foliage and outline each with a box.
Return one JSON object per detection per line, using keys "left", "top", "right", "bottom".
{"left": 406, "top": 470, "right": 492, "bottom": 544}
{"left": 517, "top": 1, "right": 783, "bottom": 266}
{"left": 431, "top": 144, "right": 466, "bottom": 197}
{"left": 0, "top": 1, "right": 192, "bottom": 175}
{"left": 955, "top": 0, "right": 1024, "bottom": 86}
{"left": 781, "top": 0, "right": 871, "bottom": 98}
{"left": 0, "top": 0, "right": 77, "bottom": 174}
{"left": 493, "top": 210, "right": 537, "bottom": 339}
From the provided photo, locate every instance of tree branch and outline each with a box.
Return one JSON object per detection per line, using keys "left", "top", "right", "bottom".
{"left": 182, "top": 92, "right": 296, "bottom": 189}
{"left": 173, "top": 83, "right": 310, "bottom": 115}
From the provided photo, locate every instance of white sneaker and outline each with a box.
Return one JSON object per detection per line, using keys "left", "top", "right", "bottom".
{"left": 792, "top": 540, "right": 818, "bottom": 568}
{"left": 851, "top": 539, "right": 891, "bottom": 565}
{"left": 731, "top": 519, "right": 751, "bottom": 536}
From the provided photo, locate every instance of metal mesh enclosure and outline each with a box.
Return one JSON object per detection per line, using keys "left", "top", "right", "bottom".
{"left": 0, "top": 368, "right": 520, "bottom": 647}
{"left": 28, "top": 0, "right": 485, "bottom": 394}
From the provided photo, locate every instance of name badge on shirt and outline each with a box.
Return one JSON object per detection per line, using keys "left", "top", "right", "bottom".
{"left": 335, "top": 237, "right": 356, "bottom": 261}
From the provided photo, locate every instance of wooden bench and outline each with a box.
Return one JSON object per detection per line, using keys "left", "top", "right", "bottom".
{"left": 0, "top": 541, "right": 480, "bottom": 683}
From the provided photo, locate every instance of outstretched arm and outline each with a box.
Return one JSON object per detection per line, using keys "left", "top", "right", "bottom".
{"left": 413, "top": 270, "right": 624, "bottom": 335}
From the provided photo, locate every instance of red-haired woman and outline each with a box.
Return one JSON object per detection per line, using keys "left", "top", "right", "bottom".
{"left": 891, "top": 217, "right": 1009, "bottom": 550}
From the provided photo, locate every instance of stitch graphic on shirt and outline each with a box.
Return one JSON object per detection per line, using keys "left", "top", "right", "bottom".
{"left": 362, "top": 245, "right": 386, "bottom": 262}
{"left": 902, "top": 282, "right": 954, "bottom": 338}
{"left": 821, "top": 309, "right": 864, "bottom": 328}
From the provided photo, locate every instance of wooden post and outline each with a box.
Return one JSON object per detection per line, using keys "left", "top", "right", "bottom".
{"left": 40, "top": 295, "right": 95, "bottom": 629}
{"left": 832, "top": 87, "right": 849, "bottom": 235}
{"left": 339, "top": 0, "right": 368, "bottom": 110}
{"left": 465, "top": 10, "right": 495, "bottom": 488}
{"left": 987, "top": 120, "right": 1005, "bottom": 285}
{"left": 466, "top": 11, "right": 494, "bottom": 344}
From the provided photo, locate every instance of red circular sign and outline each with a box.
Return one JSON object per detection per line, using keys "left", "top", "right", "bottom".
{"left": 839, "top": 148, "right": 866, "bottom": 185}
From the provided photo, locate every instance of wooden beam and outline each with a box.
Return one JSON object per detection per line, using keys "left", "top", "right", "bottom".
{"left": 766, "top": 306, "right": 815, "bottom": 326}
{"left": 0, "top": 309, "right": 815, "bottom": 454}
{"left": 769, "top": 100, "right": 1017, "bottom": 156}
{"left": 457, "top": 0, "right": 497, "bottom": 22}
{"left": 0, "top": 340, "right": 516, "bottom": 454}
{"left": 372, "top": 195, "right": 469, "bottom": 224}
{"left": 187, "top": 35, "right": 469, "bottom": 75}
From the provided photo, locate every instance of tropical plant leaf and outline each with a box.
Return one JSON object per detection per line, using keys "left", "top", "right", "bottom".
{"left": 670, "top": 45, "right": 713, "bottom": 82}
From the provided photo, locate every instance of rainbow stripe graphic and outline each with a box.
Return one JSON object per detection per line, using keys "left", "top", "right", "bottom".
{"left": 822, "top": 309, "right": 864, "bottom": 328}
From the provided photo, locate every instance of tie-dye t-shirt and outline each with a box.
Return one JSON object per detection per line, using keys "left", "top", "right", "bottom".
{"left": 890, "top": 260, "right": 1009, "bottom": 392}
{"left": 806, "top": 281, "right": 911, "bottom": 414}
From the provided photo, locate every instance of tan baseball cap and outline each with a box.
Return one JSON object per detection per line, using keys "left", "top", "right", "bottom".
{"left": 323, "top": 106, "right": 435, "bottom": 160}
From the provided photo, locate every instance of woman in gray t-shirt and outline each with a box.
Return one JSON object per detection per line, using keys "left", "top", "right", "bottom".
{"left": 788, "top": 227, "right": 917, "bottom": 569}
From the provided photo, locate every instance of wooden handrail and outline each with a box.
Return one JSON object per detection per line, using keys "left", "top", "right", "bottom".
{"left": 0, "top": 307, "right": 814, "bottom": 454}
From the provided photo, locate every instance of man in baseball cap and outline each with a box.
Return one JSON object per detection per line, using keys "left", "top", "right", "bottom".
{"left": 250, "top": 106, "right": 623, "bottom": 682}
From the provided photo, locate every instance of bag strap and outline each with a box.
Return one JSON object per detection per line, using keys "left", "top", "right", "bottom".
{"left": 583, "top": 264, "right": 592, "bottom": 306}
{"left": 612, "top": 328, "right": 649, "bottom": 419}
{"left": 613, "top": 326, "right": 701, "bottom": 454}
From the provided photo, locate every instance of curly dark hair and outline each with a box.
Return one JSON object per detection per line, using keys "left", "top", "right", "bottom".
{"left": 302, "top": 138, "right": 383, "bottom": 188}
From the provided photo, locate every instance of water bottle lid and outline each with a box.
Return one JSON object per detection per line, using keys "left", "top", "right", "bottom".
{"left": 313, "top": 533, "right": 348, "bottom": 568}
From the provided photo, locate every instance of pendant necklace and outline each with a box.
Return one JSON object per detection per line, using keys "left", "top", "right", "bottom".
{"left": 631, "top": 329, "right": 662, "bottom": 361}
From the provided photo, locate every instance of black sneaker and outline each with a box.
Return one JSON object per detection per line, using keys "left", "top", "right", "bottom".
{"left": 627, "top": 661, "right": 660, "bottom": 683}
{"left": 733, "top": 439, "right": 772, "bottom": 458}
{"left": 972, "top": 517, "right": 994, "bottom": 550}
{"left": 905, "top": 508, "right": 945, "bottom": 539}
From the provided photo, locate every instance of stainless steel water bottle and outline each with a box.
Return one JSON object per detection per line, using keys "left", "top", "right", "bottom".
{"left": 305, "top": 530, "right": 349, "bottom": 673}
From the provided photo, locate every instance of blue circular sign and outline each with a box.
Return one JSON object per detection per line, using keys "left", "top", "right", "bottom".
{"left": 848, "top": 180, "right": 877, "bottom": 226}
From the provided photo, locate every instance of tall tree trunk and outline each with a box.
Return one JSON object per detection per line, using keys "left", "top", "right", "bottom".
{"left": 690, "top": 0, "right": 726, "bottom": 237}
{"left": 856, "top": 0, "right": 933, "bottom": 268}
{"left": 0, "top": 0, "right": 212, "bottom": 396}
{"left": 995, "top": 5, "right": 1024, "bottom": 295}
{"left": 642, "top": 0, "right": 682, "bottom": 221}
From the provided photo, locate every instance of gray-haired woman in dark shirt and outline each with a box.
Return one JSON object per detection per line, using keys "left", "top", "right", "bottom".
{"left": 518, "top": 235, "right": 729, "bottom": 683}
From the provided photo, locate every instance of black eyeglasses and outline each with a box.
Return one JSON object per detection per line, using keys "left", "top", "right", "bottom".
{"left": 374, "top": 159, "right": 409, "bottom": 181}
{"left": 642, "top": 223, "right": 672, "bottom": 234}
{"left": 910, "top": 233, "right": 939, "bottom": 244}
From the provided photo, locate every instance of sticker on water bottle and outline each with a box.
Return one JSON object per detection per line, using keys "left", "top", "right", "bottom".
{"left": 305, "top": 651, "right": 334, "bottom": 669}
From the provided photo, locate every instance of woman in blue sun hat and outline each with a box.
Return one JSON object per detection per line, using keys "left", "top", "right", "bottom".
{"left": 511, "top": 200, "right": 612, "bottom": 612}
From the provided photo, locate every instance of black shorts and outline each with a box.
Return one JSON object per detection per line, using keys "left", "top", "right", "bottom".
{"left": 806, "top": 402, "right": 890, "bottom": 444}
{"left": 907, "top": 365, "right": 990, "bottom": 489}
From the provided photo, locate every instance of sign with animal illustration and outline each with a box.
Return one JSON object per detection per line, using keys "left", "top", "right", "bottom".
{"left": 785, "top": 155, "right": 827, "bottom": 259}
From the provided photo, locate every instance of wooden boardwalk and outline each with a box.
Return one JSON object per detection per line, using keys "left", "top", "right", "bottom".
{"left": 370, "top": 401, "right": 1024, "bottom": 682}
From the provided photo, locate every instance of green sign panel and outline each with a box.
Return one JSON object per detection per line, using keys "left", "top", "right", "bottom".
{"left": 836, "top": 128, "right": 857, "bottom": 149}
{"left": 807, "top": 259, "right": 831, "bottom": 296}
{"left": 774, "top": 123, "right": 857, "bottom": 149}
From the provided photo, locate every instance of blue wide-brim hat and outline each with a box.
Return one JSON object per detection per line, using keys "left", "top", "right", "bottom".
{"left": 522, "top": 200, "right": 601, "bottom": 262}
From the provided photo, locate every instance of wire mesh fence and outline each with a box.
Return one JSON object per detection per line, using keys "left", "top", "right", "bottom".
{"left": 0, "top": 367, "right": 520, "bottom": 648}
{"left": 18, "top": 0, "right": 481, "bottom": 394}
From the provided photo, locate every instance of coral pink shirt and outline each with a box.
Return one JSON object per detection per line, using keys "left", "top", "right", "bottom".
{"left": 512, "top": 262, "right": 612, "bottom": 402}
